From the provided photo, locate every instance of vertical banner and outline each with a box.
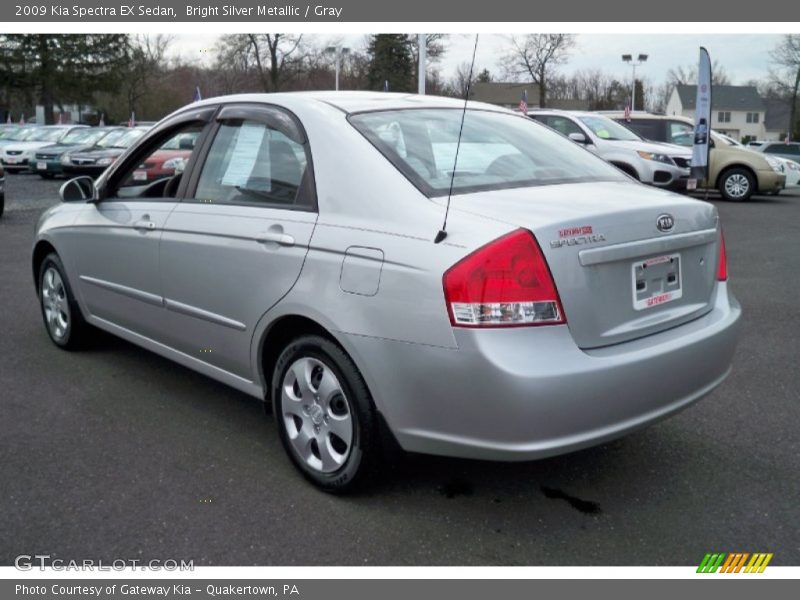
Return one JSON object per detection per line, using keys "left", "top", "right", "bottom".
{"left": 690, "top": 47, "right": 712, "bottom": 183}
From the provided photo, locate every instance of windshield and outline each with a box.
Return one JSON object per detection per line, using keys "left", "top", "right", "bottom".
{"left": 60, "top": 128, "right": 106, "bottom": 145}
{"left": 578, "top": 116, "right": 642, "bottom": 141}
{"left": 30, "top": 127, "right": 70, "bottom": 142}
{"left": 11, "top": 128, "right": 41, "bottom": 141}
{"left": 112, "top": 129, "right": 146, "bottom": 148}
{"left": 96, "top": 129, "right": 126, "bottom": 148}
{"left": 0, "top": 127, "right": 20, "bottom": 140}
{"left": 350, "top": 109, "right": 626, "bottom": 197}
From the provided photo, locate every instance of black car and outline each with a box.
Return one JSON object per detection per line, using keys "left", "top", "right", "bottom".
{"left": 61, "top": 127, "right": 149, "bottom": 179}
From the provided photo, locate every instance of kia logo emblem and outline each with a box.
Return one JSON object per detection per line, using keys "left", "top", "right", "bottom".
{"left": 656, "top": 214, "right": 675, "bottom": 233}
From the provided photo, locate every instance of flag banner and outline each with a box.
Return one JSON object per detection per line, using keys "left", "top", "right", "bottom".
{"left": 128, "top": 112, "right": 135, "bottom": 127}
{"left": 519, "top": 89, "right": 528, "bottom": 114}
{"left": 690, "top": 47, "right": 712, "bottom": 182}
{"left": 193, "top": 86, "right": 202, "bottom": 102}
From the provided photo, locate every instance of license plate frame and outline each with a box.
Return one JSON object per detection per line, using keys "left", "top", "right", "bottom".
{"left": 631, "top": 253, "right": 683, "bottom": 311}
{"left": 36, "top": 161, "right": 46, "bottom": 171}
{"left": 132, "top": 170, "right": 148, "bottom": 181}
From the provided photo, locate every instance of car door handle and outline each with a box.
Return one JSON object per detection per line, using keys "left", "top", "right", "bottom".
{"left": 133, "top": 219, "right": 157, "bottom": 232}
{"left": 256, "top": 232, "right": 295, "bottom": 247}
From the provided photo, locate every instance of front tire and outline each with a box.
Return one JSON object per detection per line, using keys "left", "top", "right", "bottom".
{"left": 272, "top": 335, "right": 380, "bottom": 493}
{"left": 718, "top": 168, "right": 755, "bottom": 202}
{"left": 38, "top": 253, "right": 90, "bottom": 350}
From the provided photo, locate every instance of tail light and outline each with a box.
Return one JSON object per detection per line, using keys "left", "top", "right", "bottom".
{"left": 443, "top": 229, "right": 566, "bottom": 327}
{"left": 717, "top": 229, "right": 728, "bottom": 281}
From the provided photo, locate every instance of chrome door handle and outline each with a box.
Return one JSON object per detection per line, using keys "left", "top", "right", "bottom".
{"left": 133, "top": 219, "right": 157, "bottom": 231}
{"left": 256, "top": 232, "right": 295, "bottom": 246}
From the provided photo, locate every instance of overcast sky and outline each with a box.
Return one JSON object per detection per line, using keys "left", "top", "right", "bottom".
{"left": 169, "top": 33, "right": 782, "bottom": 86}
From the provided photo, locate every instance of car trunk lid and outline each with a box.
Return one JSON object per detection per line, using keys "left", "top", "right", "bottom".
{"left": 447, "top": 181, "right": 720, "bottom": 348}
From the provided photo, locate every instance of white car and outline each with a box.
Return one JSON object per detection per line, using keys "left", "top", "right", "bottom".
{"left": 529, "top": 110, "right": 692, "bottom": 190}
{"left": 1, "top": 125, "right": 87, "bottom": 172}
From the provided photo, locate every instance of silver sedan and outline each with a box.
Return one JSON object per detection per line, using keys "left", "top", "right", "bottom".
{"left": 32, "top": 93, "right": 741, "bottom": 492}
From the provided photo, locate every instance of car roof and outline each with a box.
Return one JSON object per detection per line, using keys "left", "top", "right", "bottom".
{"left": 184, "top": 91, "right": 510, "bottom": 116}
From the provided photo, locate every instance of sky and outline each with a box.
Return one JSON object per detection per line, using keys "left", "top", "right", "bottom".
{"left": 167, "top": 33, "right": 783, "bottom": 86}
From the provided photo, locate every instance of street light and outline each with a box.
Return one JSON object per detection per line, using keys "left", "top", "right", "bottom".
{"left": 325, "top": 45, "right": 350, "bottom": 91}
{"left": 622, "top": 53, "right": 648, "bottom": 111}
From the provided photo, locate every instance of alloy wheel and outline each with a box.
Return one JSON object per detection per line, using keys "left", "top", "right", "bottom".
{"left": 41, "top": 267, "right": 70, "bottom": 341}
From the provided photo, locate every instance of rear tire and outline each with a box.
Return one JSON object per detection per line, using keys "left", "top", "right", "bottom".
{"left": 718, "top": 167, "right": 755, "bottom": 202}
{"left": 272, "top": 335, "right": 380, "bottom": 493}
{"left": 38, "top": 253, "right": 90, "bottom": 350}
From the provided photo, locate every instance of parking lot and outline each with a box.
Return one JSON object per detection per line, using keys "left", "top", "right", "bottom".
{"left": 1, "top": 171, "right": 798, "bottom": 566}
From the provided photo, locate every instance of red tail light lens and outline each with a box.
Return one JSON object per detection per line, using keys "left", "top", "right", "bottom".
{"left": 717, "top": 229, "right": 728, "bottom": 281}
{"left": 443, "top": 229, "right": 566, "bottom": 327}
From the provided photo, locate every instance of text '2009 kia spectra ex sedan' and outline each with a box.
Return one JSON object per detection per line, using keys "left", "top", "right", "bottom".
{"left": 33, "top": 92, "right": 741, "bottom": 492}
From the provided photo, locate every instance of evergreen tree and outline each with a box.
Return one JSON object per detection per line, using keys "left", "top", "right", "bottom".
{"left": 366, "top": 35, "right": 414, "bottom": 93}
{"left": 0, "top": 34, "right": 130, "bottom": 123}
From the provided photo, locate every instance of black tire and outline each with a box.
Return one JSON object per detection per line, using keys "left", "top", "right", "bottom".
{"left": 272, "top": 335, "right": 380, "bottom": 493}
{"left": 718, "top": 167, "right": 755, "bottom": 202}
{"left": 38, "top": 253, "right": 90, "bottom": 350}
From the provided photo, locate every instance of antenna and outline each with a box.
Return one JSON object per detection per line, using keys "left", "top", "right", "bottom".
{"left": 434, "top": 34, "right": 479, "bottom": 244}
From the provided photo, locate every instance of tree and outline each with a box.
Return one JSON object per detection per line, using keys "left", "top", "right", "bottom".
{"left": 666, "top": 60, "right": 731, "bottom": 86}
{"left": 501, "top": 34, "right": 576, "bottom": 108}
{"left": 770, "top": 34, "right": 800, "bottom": 140}
{"left": 366, "top": 35, "right": 414, "bottom": 92}
{"left": 122, "top": 35, "right": 172, "bottom": 117}
{"left": 0, "top": 34, "right": 130, "bottom": 123}
{"left": 408, "top": 34, "right": 447, "bottom": 86}
{"left": 216, "top": 34, "right": 304, "bottom": 93}
{"left": 475, "top": 69, "right": 493, "bottom": 83}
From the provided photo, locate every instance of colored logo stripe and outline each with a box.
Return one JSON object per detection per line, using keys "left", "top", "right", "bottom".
{"left": 697, "top": 553, "right": 773, "bottom": 573}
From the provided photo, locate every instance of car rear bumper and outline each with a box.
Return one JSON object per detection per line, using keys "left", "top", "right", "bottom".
{"left": 343, "top": 283, "right": 741, "bottom": 461}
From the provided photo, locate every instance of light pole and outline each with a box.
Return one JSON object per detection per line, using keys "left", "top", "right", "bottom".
{"left": 418, "top": 34, "right": 427, "bottom": 95}
{"left": 325, "top": 45, "right": 350, "bottom": 91}
{"left": 621, "top": 53, "right": 648, "bottom": 111}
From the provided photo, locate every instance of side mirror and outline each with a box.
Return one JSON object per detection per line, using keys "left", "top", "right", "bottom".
{"left": 568, "top": 132, "right": 589, "bottom": 144}
{"left": 60, "top": 176, "right": 96, "bottom": 203}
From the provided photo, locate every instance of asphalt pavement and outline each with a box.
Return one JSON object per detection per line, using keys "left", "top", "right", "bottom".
{"left": 1, "top": 171, "right": 798, "bottom": 566}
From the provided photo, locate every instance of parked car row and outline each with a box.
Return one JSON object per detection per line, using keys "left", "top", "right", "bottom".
{"left": 597, "top": 112, "right": 787, "bottom": 201}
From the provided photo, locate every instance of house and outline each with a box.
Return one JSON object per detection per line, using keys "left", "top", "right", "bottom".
{"left": 470, "top": 82, "right": 589, "bottom": 111}
{"left": 763, "top": 97, "right": 793, "bottom": 141}
{"left": 665, "top": 84, "right": 766, "bottom": 141}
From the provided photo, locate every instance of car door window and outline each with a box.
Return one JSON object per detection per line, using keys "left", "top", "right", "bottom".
{"left": 626, "top": 119, "right": 662, "bottom": 142}
{"left": 194, "top": 119, "right": 312, "bottom": 209}
{"left": 106, "top": 124, "right": 204, "bottom": 199}
{"left": 538, "top": 116, "right": 584, "bottom": 137}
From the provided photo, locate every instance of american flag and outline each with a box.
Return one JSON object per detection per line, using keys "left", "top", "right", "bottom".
{"left": 128, "top": 111, "right": 135, "bottom": 127}
{"left": 519, "top": 89, "right": 528, "bottom": 114}
{"left": 624, "top": 104, "right": 631, "bottom": 121}
{"left": 193, "top": 86, "right": 202, "bottom": 103}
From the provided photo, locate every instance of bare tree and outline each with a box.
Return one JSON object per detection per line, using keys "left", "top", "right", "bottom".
{"left": 124, "top": 34, "right": 172, "bottom": 115}
{"left": 666, "top": 60, "right": 731, "bottom": 86}
{"left": 770, "top": 34, "right": 800, "bottom": 139}
{"left": 216, "top": 34, "right": 304, "bottom": 93}
{"left": 501, "top": 34, "right": 576, "bottom": 108}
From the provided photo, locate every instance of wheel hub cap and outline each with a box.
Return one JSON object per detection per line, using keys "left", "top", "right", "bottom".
{"left": 41, "top": 267, "right": 69, "bottom": 340}
{"left": 282, "top": 357, "right": 353, "bottom": 473}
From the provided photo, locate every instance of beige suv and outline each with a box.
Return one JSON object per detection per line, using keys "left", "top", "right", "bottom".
{"left": 603, "top": 112, "right": 785, "bottom": 201}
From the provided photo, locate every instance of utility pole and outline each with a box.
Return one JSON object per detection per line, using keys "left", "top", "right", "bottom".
{"left": 418, "top": 34, "right": 427, "bottom": 95}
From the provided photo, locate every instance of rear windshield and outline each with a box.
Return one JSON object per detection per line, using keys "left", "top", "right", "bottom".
{"left": 349, "top": 108, "right": 626, "bottom": 197}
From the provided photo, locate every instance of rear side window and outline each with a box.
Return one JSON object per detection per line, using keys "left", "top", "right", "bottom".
{"left": 765, "top": 144, "right": 799, "bottom": 155}
{"left": 533, "top": 115, "right": 584, "bottom": 137}
{"left": 624, "top": 119, "right": 663, "bottom": 142}
{"left": 195, "top": 119, "right": 312, "bottom": 208}
{"left": 350, "top": 109, "right": 625, "bottom": 197}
